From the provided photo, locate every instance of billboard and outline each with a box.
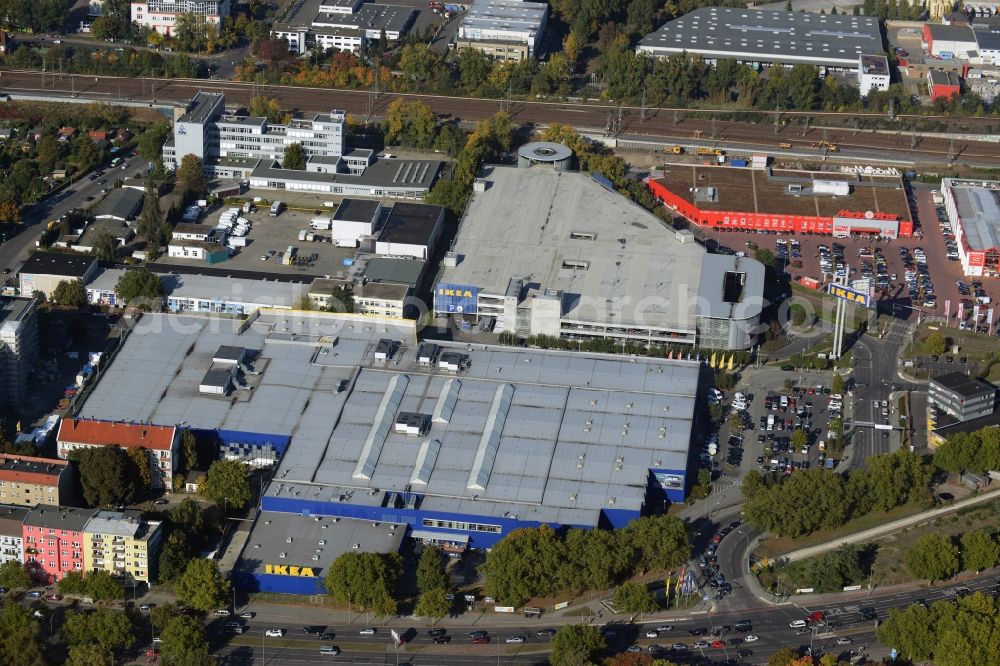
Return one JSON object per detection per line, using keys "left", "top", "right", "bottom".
{"left": 827, "top": 283, "right": 871, "bottom": 308}
{"left": 435, "top": 283, "right": 479, "bottom": 315}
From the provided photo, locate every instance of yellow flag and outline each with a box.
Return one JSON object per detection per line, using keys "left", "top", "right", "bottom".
{"left": 710, "top": 352, "right": 717, "bottom": 368}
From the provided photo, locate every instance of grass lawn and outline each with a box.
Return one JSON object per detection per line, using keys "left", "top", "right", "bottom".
{"left": 905, "top": 322, "right": 999, "bottom": 360}
{"left": 758, "top": 502, "right": 926, "bottom": 559}
{"left": 790, "top": 282, "right": 867, "bottom": 328}
{"left": 762, "top": 498, "right": 1000, "bottom": 592}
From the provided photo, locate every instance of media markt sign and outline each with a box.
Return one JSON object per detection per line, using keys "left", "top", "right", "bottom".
{"left": 264, "top": 564, "right": 318, "bottom": 577}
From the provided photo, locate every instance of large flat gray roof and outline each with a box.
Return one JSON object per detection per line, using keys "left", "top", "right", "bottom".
{"left": 78, "top": 311, "right": 698, "bottom": 526}
{"left": 946, "top": 178, "right": 1000, "bottom": 252}
{"left": 438, "top": 165, "right": 759, "bottom": 332}
{"left": 237, "top": 512, "right": 405, "bottom": 578}
{"left": 637, "top": 8, "right": 882, "bottom": 68}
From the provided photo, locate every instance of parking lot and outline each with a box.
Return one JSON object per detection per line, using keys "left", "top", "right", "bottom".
{"left": 705, "top": 381, "right": 855, "bottom": 481}
{"left": 698, "top": 183, "right": 1000, "bottom": 326}
{"left": 156, "top": 202, "right": 358, "bottom": 279}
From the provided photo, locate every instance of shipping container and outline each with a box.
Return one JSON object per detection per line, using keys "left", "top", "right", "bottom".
{"left": 227, "top": 236, "right": 247, "bottom": 247}
{"left": 730, "top": 159, "right": 748, "bottom": 167}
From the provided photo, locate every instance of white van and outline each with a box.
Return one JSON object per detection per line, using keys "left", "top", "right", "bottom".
{"left": 269, "top": 201, "right": 284, "bottom": 216}
{"left": 767, "top": 414, "right": 775, "bottom": 430}
{"left": 789, "top": 620, "right": 807, "bottom": 629}
{"left": 320, "top": 646, "right": 340, "bottom": 655}
{"left": 311, "top": 217, "right": 332, "bottom": 230}
{"left": 779, "top": 396, "right": 789, "bottom": 409}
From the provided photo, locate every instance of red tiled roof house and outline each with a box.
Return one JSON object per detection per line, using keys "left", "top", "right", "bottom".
{"left": 56, "top": 419, "right": 180, "bottom": 489}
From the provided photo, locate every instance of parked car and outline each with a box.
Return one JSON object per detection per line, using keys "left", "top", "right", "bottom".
{"left": 265, "top": 629, "right": 285, "bottom": 638}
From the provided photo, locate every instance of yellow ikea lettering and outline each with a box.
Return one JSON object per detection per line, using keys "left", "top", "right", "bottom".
{"left": 264, "top": 564, "right": 316, "bottom": 577}
{"left": 439, "top": 288, "right": 474, "bottom": 298}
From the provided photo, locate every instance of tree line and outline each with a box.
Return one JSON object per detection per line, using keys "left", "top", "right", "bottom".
{"left": 934, "top": 426, "right": 1000, "bottom": 476}
{"left": 741, "top": 450, "right": 934, "bottom": 537}
{"left": 481, "top": 516, "right": 690, "bottom": 607}
{"left": 878, "top": 592, "right": 1000, "bottom": 665}
{"left": 905, "top": 528, "right": 1000, "bottom": 583}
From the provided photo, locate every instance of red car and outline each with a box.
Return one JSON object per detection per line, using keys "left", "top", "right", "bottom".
{"left": 711, "top": 534, "right": 723, "bottom": 544}
{"left": 473, "top": 636, "right": 491, "bottom": 644}
{"left": 710, "top": 640, "right": 725, "bottom": 649}
{"left": 808, "top": 611, "right": 826, "bottom": 623}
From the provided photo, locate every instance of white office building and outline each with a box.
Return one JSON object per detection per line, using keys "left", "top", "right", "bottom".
{"left": 271, "top": 0, "right": 415, "bottom": 55}
{"left": 858, "top": 54, "right": 890, "bottom": 96}
{"left": 456, "top": 0, "right": 549, "bottom": 60}
{"left": 131, "top": 0, "right": 230, "bottom": 35}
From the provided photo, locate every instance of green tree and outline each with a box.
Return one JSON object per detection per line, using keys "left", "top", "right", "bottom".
{"left": 92, "top": 232, "right": 118, "bottom": 263}
{"left": 61, "top": 607, "right": 134, "bottom": 652}
{"left": 150, "top": 603, "right": 181, "bottom": 631}
{"left": 50, "top": 279, "right": 87, "bottom": 309}
{"left": 36, "top": 135, "right": 63, "bottom": 170}
{"left": 248, "top": 96, "right": 284, "bottom": 123}
{"left": 961, "top": 530, "right": 1000, "bottom": 572}
{"left": 84, "top": 570, "right": 125, "bottom": 601}
{"left": 0, "top": 602, "right": 46, "bottom": 666}
{"left": 157, "top": 532, "right": 194, "bottom": 583}
{"left": 384, "top": 98, "right": 437, "bottom": 149}
{"left": 173, "top": 12, "right": 210, "bottom": 52}
{"left": 611, "top": 580, "right": 658, "bottom": 613}
{"left": 806, "top": 545, "right": 865, "bottom": 592}
{"left": 72, "top": 446, "right": 138, "bottom": 507}
{"left": 176, "top": 154, "right": 207, "bottom": 196}
{"left": 481, "top": 525, "right": 564, "bottom": 606}
{"left": 550, "top": 624, "right": 606, "bottom": 666}
{"left": 924, "top": 331, "right": 947, "bottom": 356}
{"left": 137, "top": 122, "right": 172, "bottom": 162}
{"left": 66, "top": 644, "right": 115, "bottom": 666}
{"left": 622, "top": 515, "right": 690, "bottom": 573}
{"left": 180, "top": 429, "right": 200, "bottom": 472}
{"left": 0, "top": 560, "right": 32, "bottom": 590}
{"left": 200, "top": 459, "right": 251, "bottom": 511}
{"left": 831, "top": 373, "right": 845, "bottom": 395}
{"left": 413, "top": 588, "right": 451, "bottom": 618}
{"left": 791, "top": 427, "right": 808, "bottom": 451}
{"left": 456, "top": 48, "right": 493, "bottom": 91}
{"left": 905, "top": 534, "right": 960, "bottom": 582}
{"left": 324, "top": 551, "right": 401, "bottom": 616}
{"left": 160, "top": 615, "right": 213, "bottom": 666}
{"left": 416, "top": 546, "right": 449, "bottom": 594}
{"left": 58, "top": 571, "right": 88, "bottom": 595}
{"left": 71, "top": 135, "right": 100, "bottom": 171}
{"left": 754, "top": 248, "right": 776, "bottom": 268}
{"left": 115, "top": 267, "right": 165, "bottom": 309}
{"left": 398, "top": 43, "right": 443, "bottom": 84}
{"left": 866, "top": 449, "right": 934, "bottom": 512}
{"left": 174, "top": 559, "right": 231, "bottom": 612}
{"left": 282, "top": 143, "right": 306, "bottom": 170}
{"left": 125, "top": 446, "right": 152, "bottom": 489}
{"left": 137, "top": 181, "right": 168, "bottom": 258}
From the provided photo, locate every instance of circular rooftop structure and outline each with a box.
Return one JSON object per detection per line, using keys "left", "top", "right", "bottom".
{"left": 517, "top": 142, "right": 573, "bottom": 171}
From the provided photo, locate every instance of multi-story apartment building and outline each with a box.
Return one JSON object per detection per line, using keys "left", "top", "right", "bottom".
{"left": 0, "top": 296, "right": 39, "bottom": 412}
{"left": 0, "top": 454, "right": 73, "bottom": 507}
{"left": 83, "top": 510, "right": 162, "bottom": 586}
{"left": 56, "top": 419, "right": 180, "bottom": 490}
{"left": 23, "top": 505, "right": 95, "bottom": 583}
{"left": 0, "top": 505, "right": 29, "bottom": 566}
{"left": 130, "top": 0, "right": 230, "bottom": 36}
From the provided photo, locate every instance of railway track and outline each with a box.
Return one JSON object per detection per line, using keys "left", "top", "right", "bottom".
{"left": 3, "top": 69, "right": 999, "bottom": 165}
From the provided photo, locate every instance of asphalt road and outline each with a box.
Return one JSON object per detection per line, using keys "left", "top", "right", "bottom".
{"left": 0, "top": 153, "right": 148, "bottom": 275}
{"left": 4, "top": 71, "right": 1000, "bottom": 168}
{"left": 189, "top": 568, "right": 1000, "bottom": 665}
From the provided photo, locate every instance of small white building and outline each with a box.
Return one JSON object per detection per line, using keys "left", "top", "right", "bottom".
{"left": 375, "top": 203, "right": 445, "bottom": 261}
{"left": 858, "top": 54, "right": 890, "bottom": 96}
{"left": 331, "top": 198, "right": 382, "bottom": 246}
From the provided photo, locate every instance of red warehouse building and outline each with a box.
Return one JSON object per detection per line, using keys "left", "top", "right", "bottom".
{"left": 928, "top": 70, "right": 962, "bottom": 101}
{"left": 646, "top": 164, "right": 913, "bottom": 239}
{"left": 22, "top": 505, "right": 96, "bottom": 583}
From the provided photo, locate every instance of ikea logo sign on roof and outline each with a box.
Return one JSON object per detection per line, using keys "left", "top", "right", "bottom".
{"left": 438, "top": 286, "right": 475, "bottom": 298}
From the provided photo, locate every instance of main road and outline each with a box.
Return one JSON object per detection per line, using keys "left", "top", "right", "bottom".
{"left": 196, "top": 566, "right": 1000, "bottom": 665}
{"left": 4, "top": 70, "right": 1000, "bottom": 167}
